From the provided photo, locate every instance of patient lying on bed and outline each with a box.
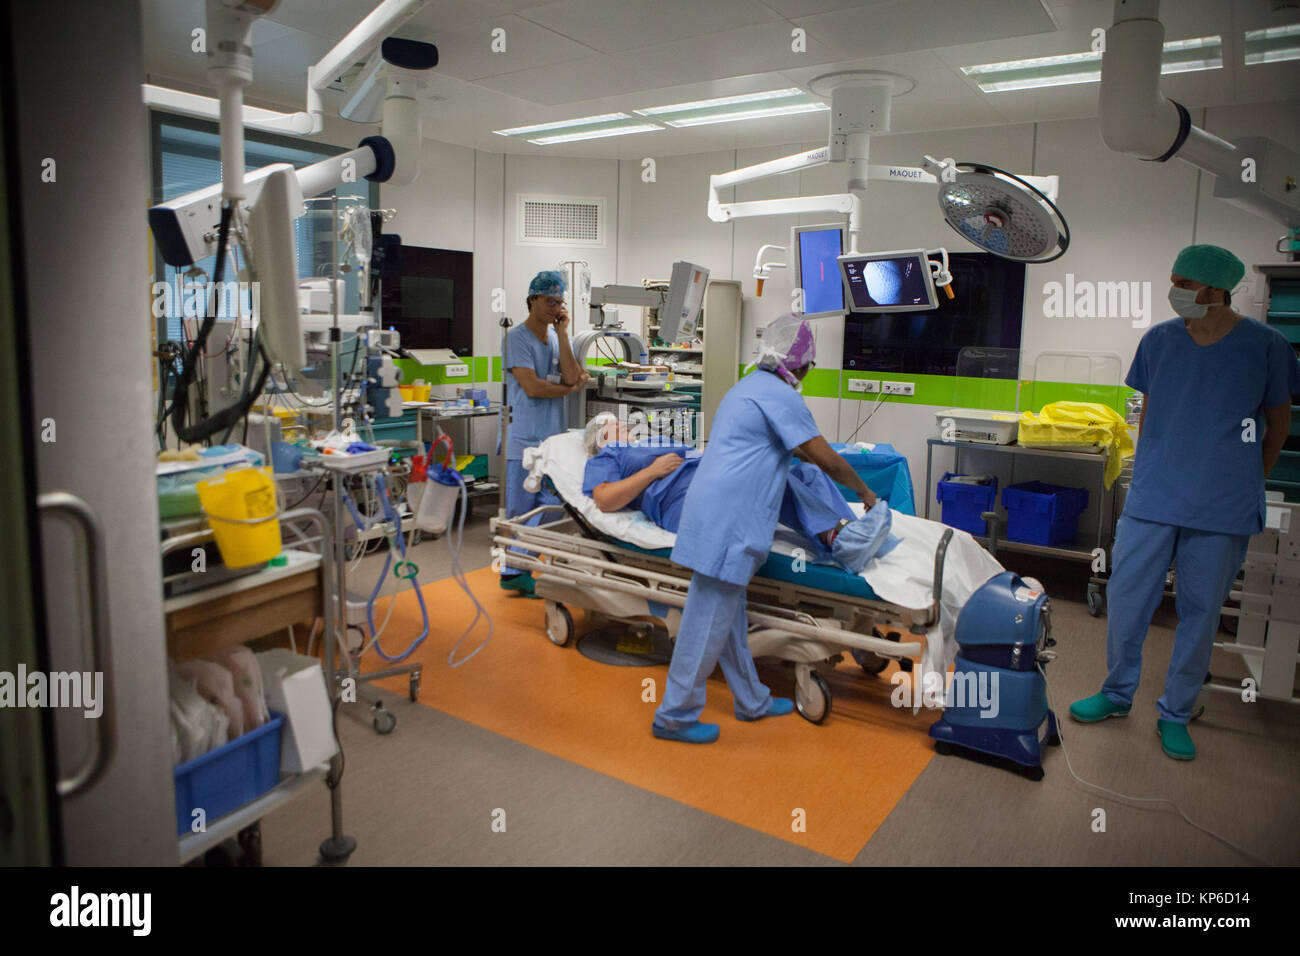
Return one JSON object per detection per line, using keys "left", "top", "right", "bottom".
{"left": 581, "top": 415, "right": 898, "bottom": 570}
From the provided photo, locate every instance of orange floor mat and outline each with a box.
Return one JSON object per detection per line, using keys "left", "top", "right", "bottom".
{"left": 360, "top": 567, "right": 939, "bottom": 862}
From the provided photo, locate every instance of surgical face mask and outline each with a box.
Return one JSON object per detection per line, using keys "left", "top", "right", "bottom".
{"left": 1168, "top": 286, "right": 1208, "bottom": 320}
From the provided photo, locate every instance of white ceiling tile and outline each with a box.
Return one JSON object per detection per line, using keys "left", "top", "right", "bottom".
{"left": 618, "top": 21, "right": 840, "bottom": 87}
{"left": 400, "top": 1, "right": 564, "bottom": 37}
{"left": 262, "top": 0, "right": 383, "bottom": 42}
{"left": 518, "top": 0, "right": 783, "bottom": 54}
{"left": 759, "top": 0, "right": 898, "bottom": 16}
{"left": 475, "top": 55, "right": 677, "bottom": 105}
{"left": 421, "top": 14, "right": 596, "bottom": 81}
{"left": 795, "top": 0, "right": 1059, "bottom": 60}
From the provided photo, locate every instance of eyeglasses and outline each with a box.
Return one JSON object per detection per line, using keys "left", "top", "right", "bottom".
{"left": 545, "top": 297, "right": 566, "bottom": 308}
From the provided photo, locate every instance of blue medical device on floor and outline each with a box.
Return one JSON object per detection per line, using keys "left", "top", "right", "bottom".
{"left": 929, "top": 571, "right": 1060, "bottom": 780}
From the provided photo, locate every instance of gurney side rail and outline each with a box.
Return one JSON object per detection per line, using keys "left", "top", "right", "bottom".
{"left": 931, "top": 528, "right": 954, "bottom": 633}
{"left": 491, "top": 523, "right": 928, "bottom": 660}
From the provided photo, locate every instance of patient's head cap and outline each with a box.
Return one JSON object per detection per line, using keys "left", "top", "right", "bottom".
{"left": 756, "top": 314, "right": 816, "bottom": 386}
{"left": 584, "top": 412, "right": 617, "bottom": 456}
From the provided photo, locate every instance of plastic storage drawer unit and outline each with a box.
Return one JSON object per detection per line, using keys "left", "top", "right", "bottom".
{"left": 937, "top": 473, "right": 998, "bottom": 536}
{"left": 173, "top": 711, "right": 284, "bottom": 836}
{"left": 1002, "top": 481, "right": 1089, "bottom": 547}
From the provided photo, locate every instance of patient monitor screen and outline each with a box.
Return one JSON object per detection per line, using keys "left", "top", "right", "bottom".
{"left": 840, "top": 252, "right": 936, "bottom": 312}
{"left": 796, "top": 227, "right": 845, "bottom": 317}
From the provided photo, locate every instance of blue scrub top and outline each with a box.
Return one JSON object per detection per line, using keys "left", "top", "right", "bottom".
{"left": 672, "top": 368, "right": 821, "bottom": 585}
{"left": 582, "top": 442, "right": 701, "bottom": 529}
{"left": 504, "top": 323, "right": 566, "bottom": 461}
{"left": 1124, "top": 317, "right": 1294, "bottom": 535}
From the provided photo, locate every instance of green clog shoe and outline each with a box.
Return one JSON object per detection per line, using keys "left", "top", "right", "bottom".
{"left": 1068, "top": 692, "right": 1131, "bottom": 722}
{"left": 499, "top": 572, "right": 537, "bottom": 597}
{"left": 1156, "top": 719, "right": 1195, "bottom": 760}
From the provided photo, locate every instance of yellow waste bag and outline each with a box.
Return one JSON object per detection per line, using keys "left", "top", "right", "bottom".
{"left": 196, "top": 466, "right": 281, "bottom": 568}
{"left": 1018, "top": 401, "right": 1135, "bottom": 488}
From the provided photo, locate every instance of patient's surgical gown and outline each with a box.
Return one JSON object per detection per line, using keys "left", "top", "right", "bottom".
{"left": 654, "top": 369, "right": 821, "bottom": 730}
{"left": 583, "top": 443, "right": 852, "bottom": 547}
{"left": 1103, "top": 317, "right": 1294, "bottom": 723}
{"left": 582, "top": 442, "right": 702, "bottom": 531}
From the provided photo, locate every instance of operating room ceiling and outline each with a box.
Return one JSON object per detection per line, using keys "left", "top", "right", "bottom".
{"left": 140, "top": 0, "right": 1300, "bottom": 158}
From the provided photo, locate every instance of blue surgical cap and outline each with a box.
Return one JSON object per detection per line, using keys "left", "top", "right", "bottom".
{"left": 528, "top": 270, "right": 567, "bottom": 297}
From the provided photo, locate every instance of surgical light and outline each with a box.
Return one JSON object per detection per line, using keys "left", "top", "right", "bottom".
{"left": 961, "top": 35, "right": 1222, "bottom": 92}
{"left": 934, "top": 161, "right": 1070, "bottom": 263}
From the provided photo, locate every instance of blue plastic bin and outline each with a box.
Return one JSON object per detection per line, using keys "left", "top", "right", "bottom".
{"left": 1002, "top": 481, "right": 1089, "bottom": 547}
{"left": 174, "top": 710, "right": 284, "bottom": 836}
{"left": 936, "top": 473, "right": 997, "bottom": 535}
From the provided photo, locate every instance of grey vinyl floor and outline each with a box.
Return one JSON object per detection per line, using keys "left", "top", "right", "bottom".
{"left": 259, "top": 513, "right": 1300, "bottom": 867}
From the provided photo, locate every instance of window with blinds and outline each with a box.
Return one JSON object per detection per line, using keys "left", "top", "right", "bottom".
{"left": 150, "top": 114, "right": 375, "bottom": 344}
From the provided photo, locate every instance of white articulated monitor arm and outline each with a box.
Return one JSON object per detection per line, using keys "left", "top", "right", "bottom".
{"left": 707, "top": 71, "right": 1061, "bottom": 257}
{"left": 148, "top": 0, "right": 436, "bottom": 271}
{"left": 1099, "top": 0, "right": 1300, "bottom": 231}
{"left": 143, "top": 0, "right": 431, "bottom": 139}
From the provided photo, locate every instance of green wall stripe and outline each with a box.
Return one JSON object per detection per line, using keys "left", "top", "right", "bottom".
{"left": 395, "top": 356, "right": 502, "bottom": 384}
{"left": 833, "top": 372, "right": 1132, "bottom": 413}
{"left": 798, "top": 367, "right": 841, "bottom": 398}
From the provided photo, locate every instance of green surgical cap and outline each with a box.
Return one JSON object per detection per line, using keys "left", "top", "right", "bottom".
{"left": 1171, "top": 244, "right": 1245, "bottom": 292}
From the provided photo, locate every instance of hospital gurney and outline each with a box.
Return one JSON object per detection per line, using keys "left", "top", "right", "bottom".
{"left": 490, "top": 432, "right": 1007, "bottom": 723}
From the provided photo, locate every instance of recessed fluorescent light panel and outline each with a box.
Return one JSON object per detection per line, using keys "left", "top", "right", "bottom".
{"left": 1245, "top": 24, "right": 1300, "bottom": 65}
{"left": 493, "top": 112, "right": 663, "bottom": 145}
{"left": 634, "top": 88, "right": 828, "bottom": 128}
{"left": 962, "top": 36, "right": 1222, "bottom": 92}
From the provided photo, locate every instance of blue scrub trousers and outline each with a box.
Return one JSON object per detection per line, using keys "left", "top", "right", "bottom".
{"left": 1102, "top": 514, "right": 1250, "bottom": 723}
{"left": 502, "top": 458, "right": 561, "bottom": 576}
{"left": 779, "top": 462, "right": 855, "bottom": 558}
{"left": 654, "top": 573, "right": 772, "bottom": 729}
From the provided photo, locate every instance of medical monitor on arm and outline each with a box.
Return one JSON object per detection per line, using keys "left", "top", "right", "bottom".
{"left": 838, "top": 249, "right": 938, "bottom": 313}
{"left": 791, "top": 223, "right": 847, "bottom": 319}
{"left": 658, "top": 261, "right": 710, "bottom": 342}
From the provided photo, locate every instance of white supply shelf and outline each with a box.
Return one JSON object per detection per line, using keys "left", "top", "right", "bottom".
{"left": 163, "top": 548, "right": 322, "bottom": 614}
{"left": 311, "top": 448, "right": 389, "bottom": 472}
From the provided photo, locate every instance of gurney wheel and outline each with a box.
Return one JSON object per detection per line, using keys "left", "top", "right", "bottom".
{"left": 1086, "top": 586, "right": 1105, "bottom": 617}
{"left": 851, "top": 649, "right": 890, "bottom": 676}
{"left": 795, "top": 671, "right": 832, "bottom": 724}
{"left": 373, "top": 708, "right": 396, "bottom": 735}
{"left": 546, "top": 601, "right": 575, "bottom": 647}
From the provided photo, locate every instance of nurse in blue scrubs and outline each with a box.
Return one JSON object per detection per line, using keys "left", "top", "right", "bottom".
{"left": 500, "top": 270, "right": 589, "bottom": 594}
{"left": 582, "top": 413, "right": 885, "bottom": 565}
{"left": 650, "top": 315, "right": 876, "bottom": 744}
{"left": 1070, "top": 245, "right": 1297, "bottom": 760}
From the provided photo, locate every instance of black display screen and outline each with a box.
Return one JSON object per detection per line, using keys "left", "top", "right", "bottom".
{"left": 842, "top": 252, "right": 1025, "bottom": 377}
{"left": 379, "top": 242, "right": 473, "bottom": 356}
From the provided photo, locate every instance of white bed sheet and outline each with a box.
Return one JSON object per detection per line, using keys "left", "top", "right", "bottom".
{"left": 522, "top": 430, "right": 1004, "bottom": 640}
